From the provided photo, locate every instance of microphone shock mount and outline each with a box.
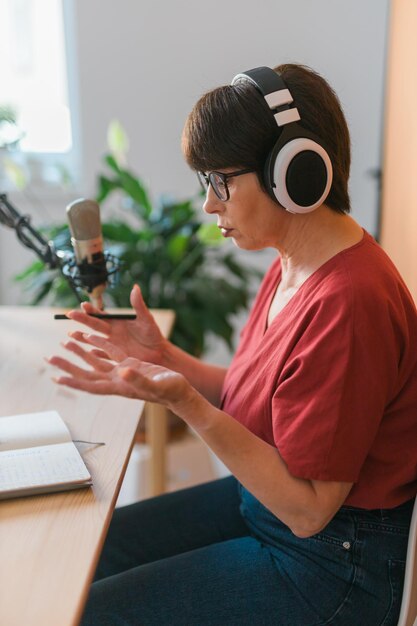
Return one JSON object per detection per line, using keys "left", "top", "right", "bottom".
{"left": 0, "top": 193, "right": 120, "bottom": 303}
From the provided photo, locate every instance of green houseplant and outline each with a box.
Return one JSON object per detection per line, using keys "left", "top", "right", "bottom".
{"left": 0, "top": 105, "right": 23, "bottom": 149}
{"left": 15, "top": 125, "right": 260, "bottom": 357}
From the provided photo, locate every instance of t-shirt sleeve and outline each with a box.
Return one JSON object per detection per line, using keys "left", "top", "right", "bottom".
{"left": 272, "top": 283, "right": 399, "bottom": 483}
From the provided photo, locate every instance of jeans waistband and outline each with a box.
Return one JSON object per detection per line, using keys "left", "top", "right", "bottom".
{"left": 340, "top": 496, "right": 415, "bottom": 527}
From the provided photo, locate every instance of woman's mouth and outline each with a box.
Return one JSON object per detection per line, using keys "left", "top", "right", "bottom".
{"left": 219, "top": 227, "right": 234, "bottom": 237}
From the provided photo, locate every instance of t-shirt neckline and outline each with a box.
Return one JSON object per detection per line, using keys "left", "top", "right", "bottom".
{"left": 263, "top": 228, "right": 368, "bottom": 336}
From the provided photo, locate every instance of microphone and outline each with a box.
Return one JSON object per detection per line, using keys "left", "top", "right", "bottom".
{"left": 66, "top": 198, "right": 108, "bottom": 310}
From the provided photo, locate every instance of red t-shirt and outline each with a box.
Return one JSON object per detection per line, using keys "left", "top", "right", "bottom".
{"left": 220, "top": 231, "right": 417, "bottom": 509}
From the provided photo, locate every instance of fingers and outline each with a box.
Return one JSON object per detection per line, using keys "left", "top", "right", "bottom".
{"left": 47, "top": 352, "right": 168, "bottom": 403}
{"left": 81, "top": 301, "right": 102, "bottom": 315}
{"left": 66, "top": 307, "right": 111, "bottom": 334}
{"left": 90, "top": 348, "right": 111, "bottom": 360}
{"left": 52, "top": 376, "right": 122, "bottom": 396}
{"left": 68, "top": 330, "right": 93, "bottom": 345}
{"left": 130, "top": 284, "right": 153, "bottom": 320}
{"left": 67, "top": 330, "right": 111, "bottom": 357}
{"left": 67, "top": 331, "right": 125, "bottom": 363}
{"left": 80, "top": 334, "right": 128, "bottom": 362}
{"left": 61, "top": 340, "right": 113, "bottom": 372}
{"left": 51, "top": 363, "right": 140, "bottom": 399}
{"left": 46, "top": 354, "right": 101, "bottom": 380}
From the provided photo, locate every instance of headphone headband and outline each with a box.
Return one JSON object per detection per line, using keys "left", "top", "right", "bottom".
{"left": 231, "top": 66, "right": 301, "bottom": 127}
{"left": 230, "top": 65, "right": 333, "bottom": 214}
{"left": 231, "top": 66, "right": 287, "bottom": 95}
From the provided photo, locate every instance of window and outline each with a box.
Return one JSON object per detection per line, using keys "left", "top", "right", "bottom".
{"left": 0, "top": 0, "right": 75, "bottom": 183}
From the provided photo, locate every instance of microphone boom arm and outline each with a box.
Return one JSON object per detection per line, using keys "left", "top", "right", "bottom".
{"left": 0, "top": 192, "right": 82, "bottom": 302}
{"left": 0, "top": 193, "right": 60, "bottom": 268}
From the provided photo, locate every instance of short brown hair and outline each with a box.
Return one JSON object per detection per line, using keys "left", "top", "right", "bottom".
{"left": 182, "top": 64, "right": 351, "bottom": 213}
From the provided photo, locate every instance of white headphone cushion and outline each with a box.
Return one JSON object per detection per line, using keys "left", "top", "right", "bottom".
{"left": 273, "top": 138, "right": 333, "bottom": 214}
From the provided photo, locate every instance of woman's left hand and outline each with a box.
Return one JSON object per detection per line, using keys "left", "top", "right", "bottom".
{"left": 46, "top": 335, "right": 194, "bottom": 413}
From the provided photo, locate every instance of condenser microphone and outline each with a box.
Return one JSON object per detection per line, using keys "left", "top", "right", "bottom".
{"left": 66, "top": 198, "right": 108, "bottom": 309}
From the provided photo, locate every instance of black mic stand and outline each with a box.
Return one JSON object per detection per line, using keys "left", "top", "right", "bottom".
{"left": 0, "top": 192, "right": 83, "bottom": 303}
{"left": 0, "top": 193, "right": 120, "bottom": 307}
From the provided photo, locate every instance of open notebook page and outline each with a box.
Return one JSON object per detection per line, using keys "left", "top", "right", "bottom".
{"left": 0, "top": 410, "right": 72, "bottom": 453}
{"left": 0, "top": 442, "right": 92, "bottom": 498}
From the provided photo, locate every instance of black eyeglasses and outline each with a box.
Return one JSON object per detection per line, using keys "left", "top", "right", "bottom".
{"left": 197, "top": 169, "right": 255, "bottom": 201}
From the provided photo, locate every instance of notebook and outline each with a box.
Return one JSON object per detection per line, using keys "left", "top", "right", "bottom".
{"left": 0, "top": 410, "right": 92, "bottom": 500}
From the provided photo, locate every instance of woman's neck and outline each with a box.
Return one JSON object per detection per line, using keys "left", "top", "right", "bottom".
{"left": 276, "top": 208, "right": 364, "bottom": 292}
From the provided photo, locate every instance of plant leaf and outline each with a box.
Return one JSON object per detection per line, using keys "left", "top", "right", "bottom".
{"left": 14, "top": 260, "right": 45, "bottom": 281}
{"left": 102, "top": 221, "right": 140, "bottom": 243}
{"left": 96, "top": 175, "right": 120, "bottom": 203}
{"left": 119, "top": 170, "right": 153, "bottom": 218}
{"left": 197, "top": 223, "right": 224, "bottom": 246}
{"left": 107, "top": 120, "right": 129, "bottom": 162}
{"left": 104, "top": 154, "right": 121, "bottom": 174}
{"left": 166, "top": 234, "right": 189, "bottom": 263}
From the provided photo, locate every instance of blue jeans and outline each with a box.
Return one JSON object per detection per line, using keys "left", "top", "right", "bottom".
{"left": 80, "top": 476, "right": 413, "bottom": 625}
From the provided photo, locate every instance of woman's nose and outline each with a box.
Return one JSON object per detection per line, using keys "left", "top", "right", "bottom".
{"left": 203, "top": 186, "right": 224, "bottom": 215}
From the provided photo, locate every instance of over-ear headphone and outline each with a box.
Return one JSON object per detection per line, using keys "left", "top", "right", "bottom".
{"left": 231, "top": 66, "right": 333, "bottom": 214}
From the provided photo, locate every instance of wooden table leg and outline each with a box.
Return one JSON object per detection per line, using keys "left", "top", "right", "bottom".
{"left": 145, "top": 402, "right": 168, "bottom": 496}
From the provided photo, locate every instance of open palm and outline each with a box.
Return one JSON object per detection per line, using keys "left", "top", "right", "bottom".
{"left": 66, "top": 284, "right": 166, "bottom": 364}
{"left": 48, "top": 335, "right": 187, "bottom": 409}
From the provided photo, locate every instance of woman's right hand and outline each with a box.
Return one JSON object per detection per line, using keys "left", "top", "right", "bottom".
{"left": 65, "top": 284, "right": 167, "bottom": 365}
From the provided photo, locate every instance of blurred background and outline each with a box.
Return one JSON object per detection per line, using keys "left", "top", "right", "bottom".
{"left": 2, "top": 0, "right": 416, "bottom": 499}
{"left": 0, "top": 0, "right": 390, "bottom": 315}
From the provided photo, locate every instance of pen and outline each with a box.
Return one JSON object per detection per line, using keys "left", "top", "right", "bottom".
{"left": 54, "top": 313, "right": 137, "bottom": 320}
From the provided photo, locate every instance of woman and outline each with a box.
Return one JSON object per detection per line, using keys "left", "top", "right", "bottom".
{"left": 48, "top": 64, "right": 417, "bottom": 625}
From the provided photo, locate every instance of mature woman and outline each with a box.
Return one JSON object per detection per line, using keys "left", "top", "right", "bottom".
{"left": 48, "top": 64, "right": 417, "bottom": 625}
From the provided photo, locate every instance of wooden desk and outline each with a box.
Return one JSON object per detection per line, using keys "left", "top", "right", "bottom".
{"left": 0, "top": 306, "right": 174, "bottom": 626}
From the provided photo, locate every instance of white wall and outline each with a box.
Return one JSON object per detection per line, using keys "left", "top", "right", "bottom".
{"left": 0, "top": 0, "right": 390, "bottom": 361}
{"left": 72, "top": 0, "right": 389, "bottom": 221}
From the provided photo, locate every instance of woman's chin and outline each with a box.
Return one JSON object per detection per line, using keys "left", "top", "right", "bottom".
{"left": 230, "top": 234, "right": 264, "bottom": 251}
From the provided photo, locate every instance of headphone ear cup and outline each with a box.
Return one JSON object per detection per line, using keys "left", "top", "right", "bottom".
{"left": 265, "top": 137, "right": 333, "bottom": 214}
{"left": 263, "top": 148, "right": 280, "bottom": 204}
